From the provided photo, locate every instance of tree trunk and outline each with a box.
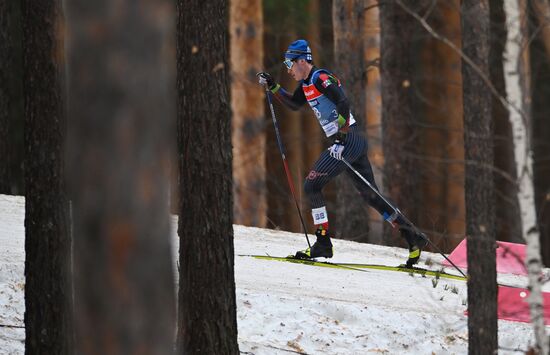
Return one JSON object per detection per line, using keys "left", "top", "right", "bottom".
{"left": 504, "top": 0, "right": 549, "bottom": 352}
{"left": 531, "top": 0, "right": 550, "bottom": 60}
{"left": 491, "top": 0, "right": 523, "bottom": 243}
{"left": 461, "top": 1, "right": 498, "bottom": 353}
{"left": 364, "top": 0, "right": 384, "bottom": 243}
{"left": 264, "top": 31, "right": 304, "bottom": 233}
{"left": 280, "top": 65, "right": 304, "bottom": 232}
{"left": 0, "top": 0, "right": 24, "bottom": 195}
{"left": 379, "top": 1, "right": 422, "bottom": 246}
{"left": 176, "top": 0, "right": 239, "bottom": 354}
{"left": 66, "top": 1, "right": 176, "bottom": 353}
{"left": 231, "top": 0, "right": 266, "bottom": 227}
{"left": 22, "top": 0, "right": 72, "bottom": 353}
{"left": 416, "top": 1, "right": 465, "bottom": 252}
{"left": 530, "top": 0, "right": 550, "bottom": 269}
{"left": 332, "top": 0, "right": 370, "bottom": 242}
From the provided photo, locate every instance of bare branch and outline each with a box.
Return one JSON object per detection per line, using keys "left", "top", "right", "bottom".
{"left": 395, "top": 0, "right": 527, "bottom": 127}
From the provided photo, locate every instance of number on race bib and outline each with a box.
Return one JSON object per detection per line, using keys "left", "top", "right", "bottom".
{"left": 312, "top": 107, "right": 321, "bottom": 119}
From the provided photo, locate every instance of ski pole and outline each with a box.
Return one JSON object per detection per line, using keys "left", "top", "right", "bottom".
{"left": 264, "top": 86, "right": 311, "bottom": 248}
{"left": 341, "top": 158, "right": 467, "bottom": 278}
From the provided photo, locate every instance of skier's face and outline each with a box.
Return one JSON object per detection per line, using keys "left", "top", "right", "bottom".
{"left": 286, "top": 59, "right": 310, "bottom": 81}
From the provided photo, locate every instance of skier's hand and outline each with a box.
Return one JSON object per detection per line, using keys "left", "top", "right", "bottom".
{"left": 257, "top": 72, "right": 275, "bottom": 89}
{"left": 328, "top": 133, "right": 346, "bottom": 160}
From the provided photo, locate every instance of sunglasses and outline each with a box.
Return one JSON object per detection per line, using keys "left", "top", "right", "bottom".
{"left": 283, "top": 59, "right": 296, "bottom": 70}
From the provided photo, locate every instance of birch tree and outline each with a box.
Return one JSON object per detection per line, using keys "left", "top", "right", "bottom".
{"left": 504, "top": 0, "right": 549, "bottom": 352}
{"left": 490, "top": 0, "right": 523, "bottom": 243}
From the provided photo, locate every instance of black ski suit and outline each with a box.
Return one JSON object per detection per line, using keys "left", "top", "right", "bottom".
{"left": 271, "top": 67, "right": 401, "bottom": 226}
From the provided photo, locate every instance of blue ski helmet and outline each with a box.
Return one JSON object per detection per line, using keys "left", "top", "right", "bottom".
{"left": 284, "top": 39, "right": 313, "bottom": 62}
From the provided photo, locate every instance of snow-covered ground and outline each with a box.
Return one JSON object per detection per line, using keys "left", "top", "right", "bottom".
{"left": 1, "top": 194, "right": 547, "bottom": 354}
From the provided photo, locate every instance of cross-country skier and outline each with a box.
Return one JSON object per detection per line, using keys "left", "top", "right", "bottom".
{"left": 257, "top": 39, "right": 427, "bottom": 268}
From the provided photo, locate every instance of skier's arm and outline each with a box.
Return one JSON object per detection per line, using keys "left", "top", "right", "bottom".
{"left": 257, "top": 71, "right": 306, "bottom": 111}
{"left": 314, "top": 73, "right": 350, "bottom": 133}
{"left": 270, "top": 84, "right": 306, "bottom": 111}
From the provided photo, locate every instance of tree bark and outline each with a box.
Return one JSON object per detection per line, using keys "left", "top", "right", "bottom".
{"left": 176, "top": 0, "right": 239, "bottom": 353}
{"left": 416, "top": 1, "right": 466, "bottom": 251}
{"left": 364, "top": 0, "right": 384, "bottom": 243}
{"left": 332, "top": 0, "right": 370, "bottom": 242}
{"left": 530, "top": 0, "right": 550, "bottom": 269}
{"left": 264, "top": 31, "right": 304, "bottom": 232}
{"left": 491, "top": 0, "right": 523, "bottom": 243}
{"left": 21, "top": 0, "right": 72, "bottom": 353}
{"left": 504, "top": 0, "right": 549, "bottom": 352}
{"left": 66, "top": 1, "right": 176, "bottom": 353}
{"left": 0, "top": 0, "right": 24, "bottom": 195}
{"left": 531, "top": 0, "right": 550, "bottom": 60}
{"left": 379, "top": 1, "right": 422, "bottom": 246}
{"left": 231, "top": 0, "right": 266, "bottom": 227}
{"left": 461, "top": 1, "right": 498, "bottom": 353}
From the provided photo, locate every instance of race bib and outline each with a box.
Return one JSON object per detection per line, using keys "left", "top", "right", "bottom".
{"left": 322, "top": 121, "right": 339, "bottom": 137}
{"left": 311, "top": 206, "right": 329, "bottom": 225}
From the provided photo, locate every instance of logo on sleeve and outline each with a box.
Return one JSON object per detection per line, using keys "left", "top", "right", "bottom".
{"left": 319, "top": 73, "right": 332, "bottom": 88}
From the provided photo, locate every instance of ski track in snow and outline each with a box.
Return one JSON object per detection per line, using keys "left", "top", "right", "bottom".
{"left": 1, "top": 195, "right": 547, "bottom": 354}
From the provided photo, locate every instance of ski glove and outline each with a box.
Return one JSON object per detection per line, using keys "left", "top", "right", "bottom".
{"left": 257, "top": 72, "right": 277, "bottom": 91}
{"left": 328, "top": 133, "right": 346, "bottom": 160}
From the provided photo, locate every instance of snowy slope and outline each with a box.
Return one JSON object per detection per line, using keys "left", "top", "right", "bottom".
{"left": 1, "top": 194, "right": 547, "bottom": 354}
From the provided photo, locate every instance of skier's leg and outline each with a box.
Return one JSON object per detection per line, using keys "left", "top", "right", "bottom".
{"left": 303, "top": 128, "right": 366, "bottom": 228}
{"left": 347, "top": 153, "right": 428, "bottom": 266}
{"left": 298, "top": 150, "right": 347, "bottom": 258}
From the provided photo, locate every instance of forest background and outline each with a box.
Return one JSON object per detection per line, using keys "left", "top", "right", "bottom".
{"left": 2, "top": 0, "right": 550, "bottom": 354}
{"left": 2, "top": 1, "right": 550, "bottom": 260}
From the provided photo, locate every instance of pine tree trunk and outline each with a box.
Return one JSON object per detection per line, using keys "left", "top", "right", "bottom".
{"left": 0, "top": 0, "right": 24, "bottom": 195}
{"left": 281, "top": 65, "right": 304, "bottom": 232}
{"left": 379, "top": 1, "right": 422, "bottom": 246}
{"left": 416, "top": 1, "right": 465, "bottom": 251}
{"left": 461, "top": 1, "right": 498, "bottom": 353}
{"left": 440, "top": 2, "right": 467, "bottom": 252}
{"left": 176, "top": 0, "right": 239, "bottom": 353}
{"left": 364, "top": 0, "right": 384, "bottom": 243}
{"left": 504, "top": 0, "right": 549, "bottom": 352}
{"left": 264, "top": 31, "right": 303, "bottom": 233}
{"left": 66, "top": 1, "right": 177, "bottom": 353}
{"left": 21, "top": 0, "right": 72, "bottom": 353}
{"left": 531, "top": 0, "right": 550, "bottom": 60}
{"left": 231, "top": 0, "right": 266, "bottom": 227}
{"left": 332, "top": 0, "right": 370, "bottom": 242}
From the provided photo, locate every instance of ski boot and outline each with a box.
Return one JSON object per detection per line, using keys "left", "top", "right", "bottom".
{"left": 400, "top": 226, "right": 428, "bottom": 268}
{"left": 295, "top": 228, "right": 333, "bottom": 259}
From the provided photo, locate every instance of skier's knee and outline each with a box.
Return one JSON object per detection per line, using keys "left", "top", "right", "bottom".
{"left": 304, "top": 180, "right": 314, "bottom": 198}
{"left": 304, "top": 178, "right": 320, "bottom": 198}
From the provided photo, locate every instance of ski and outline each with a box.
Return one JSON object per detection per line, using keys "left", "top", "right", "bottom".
{"left": 238, "top": 254, "right": 466, "bottom": 281}
{"left": 242, "top": 254, "right": 372, "bottom": 273}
